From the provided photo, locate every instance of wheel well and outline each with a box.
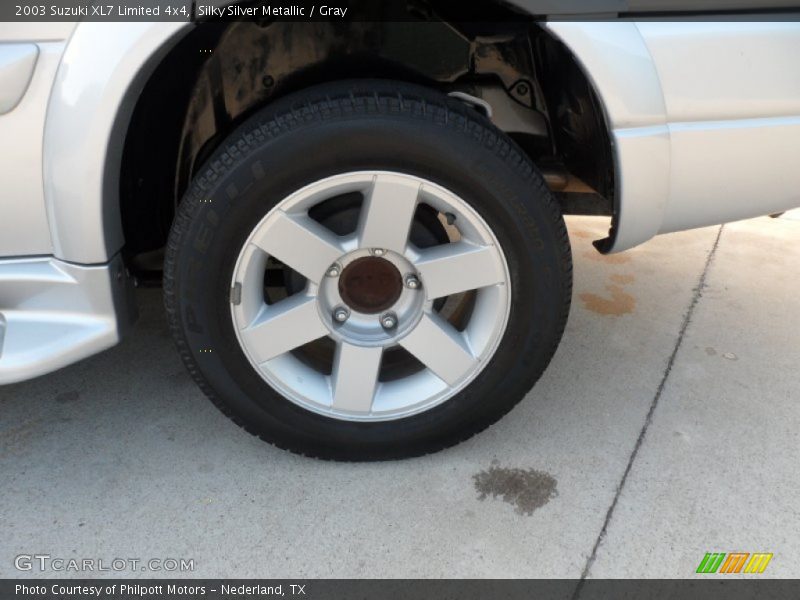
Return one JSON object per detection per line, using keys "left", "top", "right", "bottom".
{"left": 119, "top": 8, "right": 614, "bottom": 275}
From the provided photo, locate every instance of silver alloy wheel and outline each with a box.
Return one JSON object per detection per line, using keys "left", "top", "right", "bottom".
{"left": 230, "top": 171, "right": 511, "bottom": 421}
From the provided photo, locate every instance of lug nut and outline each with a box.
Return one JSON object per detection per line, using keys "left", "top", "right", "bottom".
{"left": 404, "top": 274, "right": 421, "bottom": 290}
{"left": 380, "top": 312, "right": 398, "bottom": 330}
{"left": 371, "top": 248, "right": 386, "bottom": 257}
{"left": 326, "top": 263, "right": 341, "bottom": 277}
{"left": 333, "top": 307, "right": 350, "bottom": 323}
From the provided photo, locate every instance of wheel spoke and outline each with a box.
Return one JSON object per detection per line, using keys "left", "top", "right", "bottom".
{"left": 400, "top": 313, "right": 477, "bottom": 386}
{"left": 239, "top": 295, "right": 328, "bottom": 364}
{"left": 252, "top": 211, "right": 343, "bottom": 284}
{"left": 358, "top": 174, "right": 421, "bottom": 253}
{"left": 331, "top": 343, "right": 383, "bottom": 414}
{"left": 414, "top": 242, "right": 505, "bottom": 300}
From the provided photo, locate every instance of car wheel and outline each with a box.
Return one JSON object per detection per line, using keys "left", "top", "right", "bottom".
{"left": 164, "top": 80, "right": 571, "bottom": 460}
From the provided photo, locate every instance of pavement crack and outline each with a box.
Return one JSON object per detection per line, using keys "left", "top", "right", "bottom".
{"left": 572, "top": 225, "right": 724, "bottom": 595}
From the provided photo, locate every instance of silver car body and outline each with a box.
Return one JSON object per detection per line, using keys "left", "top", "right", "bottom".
{"left": 1, "top": 17, "right": 799, "bottom": 383}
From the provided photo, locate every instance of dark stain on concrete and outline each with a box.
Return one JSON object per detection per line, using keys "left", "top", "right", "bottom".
{"left": 579, "top": 284, "right": 636, "bottom": 316}
{"left": 610, "top": 273, "right": 636, "bottom": 285}
{"left": 54, "top": 391, "right": 80, "bottom": 404}
{"left": 582, "top": 249, "right": 632, "bottom": 264}
{"left": 473, "top": 464, "right": 558, "bottom": 516}
{"left": 0, "top": 419, "right": 41, "bottom": 458}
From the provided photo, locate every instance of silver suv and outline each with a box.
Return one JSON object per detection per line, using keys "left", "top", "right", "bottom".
{"left": 1, "top": 6, "right": 799, "bottom": 459}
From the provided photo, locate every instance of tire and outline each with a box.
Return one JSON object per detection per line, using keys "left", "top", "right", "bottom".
{"left": 164, "top": 80, "right": 571, "bottom": 461}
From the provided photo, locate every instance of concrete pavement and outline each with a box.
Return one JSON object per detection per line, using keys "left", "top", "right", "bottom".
{"left": 1, "top": 215, "right": 798, "bottom": 579}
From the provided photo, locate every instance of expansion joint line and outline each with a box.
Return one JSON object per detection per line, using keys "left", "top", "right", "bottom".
{"left": 572, "top": 225, "right": 725, "bottom": 597}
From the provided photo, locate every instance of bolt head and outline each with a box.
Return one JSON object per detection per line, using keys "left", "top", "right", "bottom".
{"left": 405, "top": 274, "right": 421, "bottom": 290}
{"left": 326, "top": 263, "right": 341, "bottom": 277}
{"left": 380, "top": 312, "right": 398, "bottom": 330}
{"left": 333, "top": 307, "right": 350, "bottom": 323}
{"left": 371, "top": 248, "right": 386, "bottom": 257}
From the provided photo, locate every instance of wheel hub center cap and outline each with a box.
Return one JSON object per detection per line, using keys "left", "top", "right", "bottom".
{"left": 338, "top": 256, "right": 402, "bottom": 314}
